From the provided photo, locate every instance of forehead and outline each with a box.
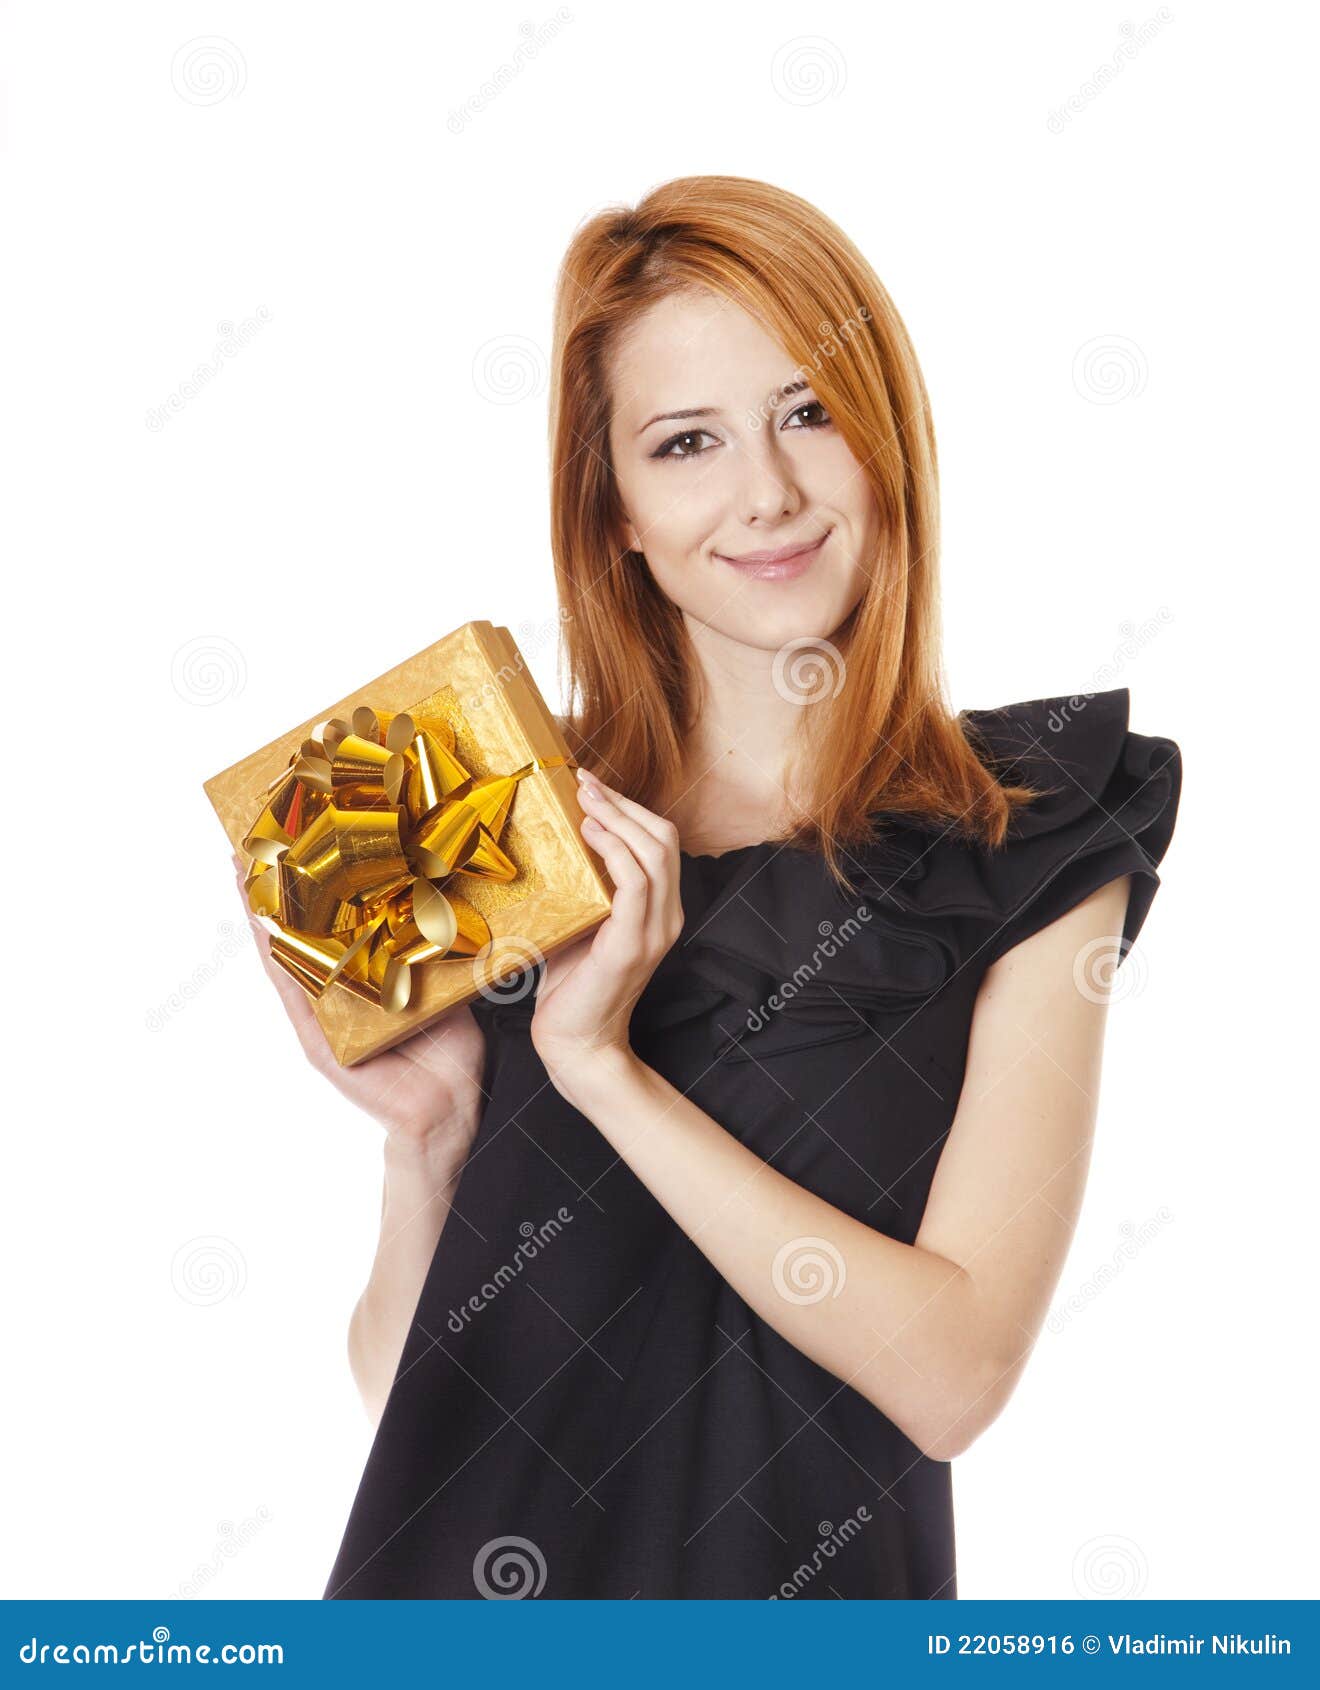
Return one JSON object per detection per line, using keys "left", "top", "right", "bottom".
{"left": 607, "top": 289, "right": 795, "bottom": 419}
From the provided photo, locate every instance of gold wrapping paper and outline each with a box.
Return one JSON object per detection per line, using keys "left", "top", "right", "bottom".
{"left": 204, "top": 621, "right": 613, "bottom": 1067}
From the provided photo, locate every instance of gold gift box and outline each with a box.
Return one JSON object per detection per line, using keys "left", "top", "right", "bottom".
{"left": 203, "top": 620, "right": 612, "bottom": 1067}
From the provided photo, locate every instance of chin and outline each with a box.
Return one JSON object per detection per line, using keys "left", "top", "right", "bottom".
{"left": 713, "top": 604, "right": 842, "bottom": 650}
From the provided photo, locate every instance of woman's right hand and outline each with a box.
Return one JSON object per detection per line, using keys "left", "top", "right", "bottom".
{"left": 232, "top": 855, "right": 487, "bottom": 1156}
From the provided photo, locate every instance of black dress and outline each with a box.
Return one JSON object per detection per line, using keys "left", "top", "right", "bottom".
{"left": 324, "top": 686, "right": 1182, "bottom": 1600}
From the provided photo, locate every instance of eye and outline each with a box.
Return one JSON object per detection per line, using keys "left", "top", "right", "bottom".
{"left": 781, "top": 399, "right": 832, "bottom": 431}
{"left": 652, "top": 428, "right": 720, "bottom": 462}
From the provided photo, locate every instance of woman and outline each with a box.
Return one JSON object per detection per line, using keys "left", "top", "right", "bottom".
{"left": 244, "top": 176, "right": 1182, "bottom": 1598}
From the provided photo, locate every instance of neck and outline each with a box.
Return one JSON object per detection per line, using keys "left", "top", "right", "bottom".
{"left": 663, "top": 615, "right": 816, "bottom": 845}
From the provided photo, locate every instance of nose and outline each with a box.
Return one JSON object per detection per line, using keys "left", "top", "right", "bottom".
{"left": 737, "top": 435, "right": 803, "bottom": 525}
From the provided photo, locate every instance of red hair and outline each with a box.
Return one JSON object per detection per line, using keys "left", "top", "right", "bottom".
{"left": 548, "top": 175, "right": 1043, "bottom": 891}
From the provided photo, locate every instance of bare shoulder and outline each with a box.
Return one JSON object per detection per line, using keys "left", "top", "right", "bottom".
{"left": 979, "top": 873, "right": 1133, "bottom": 999}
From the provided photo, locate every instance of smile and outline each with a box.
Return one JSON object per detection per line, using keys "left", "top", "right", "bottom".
{"left": 714, "top": 529, "right": 831, "bottom": 581}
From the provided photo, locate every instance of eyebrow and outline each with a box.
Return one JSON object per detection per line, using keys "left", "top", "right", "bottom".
{"left": 636, "top": 378, "right": 812, "bottom": 436}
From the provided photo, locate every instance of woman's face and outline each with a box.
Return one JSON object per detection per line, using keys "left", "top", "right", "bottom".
{"left": 605, "top": 287, "right": 882, "bottom": 652}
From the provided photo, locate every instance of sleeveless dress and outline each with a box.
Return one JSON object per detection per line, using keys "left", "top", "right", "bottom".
{"left": 323, "top": 686, "right": 1182, "bottom": 1599}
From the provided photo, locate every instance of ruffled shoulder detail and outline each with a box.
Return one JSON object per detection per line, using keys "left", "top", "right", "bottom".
{"left": 844, "top": 686, "right": 1181, "bottom": 950}
{"left": 632, "top": 686, "right": 1181, "bottom": 1064}
{"left": 927, "top": 684, "right": 1182, "bottom": 971}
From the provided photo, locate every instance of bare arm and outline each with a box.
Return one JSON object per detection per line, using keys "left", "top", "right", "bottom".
{"left": 348, "top": 1132, "right": 476, "bottom": 1426}
{"left": 234, "top": 855, "right": 486, "bottom": 1425}
{"left": 544, "top": 873, "right": 1134, "bottom": 1461}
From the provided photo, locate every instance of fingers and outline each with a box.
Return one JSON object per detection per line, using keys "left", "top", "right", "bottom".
{"left": 579, "top": 812, "right": 650, "bottom": 949}
{"left": 579, "top": 782, "right": 670, "bottom": 870}
{"left": 575, "top": 765, "right": 680, "bottom": 850}
{"left": 575, "top": 774, "right": 682, "bottom": 953}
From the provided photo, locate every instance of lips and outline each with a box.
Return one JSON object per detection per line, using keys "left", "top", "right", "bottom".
{"left": 715, "top": 529, "right": 830, "bottom": 580}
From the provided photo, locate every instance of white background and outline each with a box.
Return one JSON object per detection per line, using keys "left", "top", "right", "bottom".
{"left": 2, "top": 0, "right": 1314, "bottom": 1601}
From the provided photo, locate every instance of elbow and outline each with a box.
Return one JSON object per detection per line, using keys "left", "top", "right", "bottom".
{"left": 919, "top": 1418, "right": 985, "bottom": 1464}
{"left": 907, "top": 1348, "right": 1026, "bottom": 1463}
{"left": 347, "top": 1299, "right": 388, "bottom": 1430}
{"left": 354, "top": 1370, "right": 387, "bottom": 1431}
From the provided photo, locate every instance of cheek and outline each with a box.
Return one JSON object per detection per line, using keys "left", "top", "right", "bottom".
{"left": 813, "top": 450, "right": 883, "bottom": 552}
{"left": 802, "top": 436, "right": 869, "bottom": 509}
{"left": 639, "top": 467, "right": 727, "bottom": 552}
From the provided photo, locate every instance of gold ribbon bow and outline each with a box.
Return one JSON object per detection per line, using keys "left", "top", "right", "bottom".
{"left": 238, "top": 703, "right": 571, "bottom": 1014}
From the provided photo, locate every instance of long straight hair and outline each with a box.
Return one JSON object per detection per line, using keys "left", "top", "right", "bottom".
{"left": 548, "top": 175, "right": 1044, "bottom": 891}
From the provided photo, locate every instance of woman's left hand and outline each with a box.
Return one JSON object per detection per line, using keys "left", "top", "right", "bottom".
{"left": 529, "top": 766, "right": 684, "bottom": 1085}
